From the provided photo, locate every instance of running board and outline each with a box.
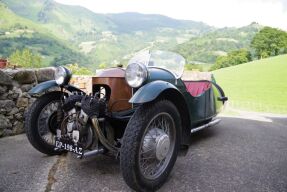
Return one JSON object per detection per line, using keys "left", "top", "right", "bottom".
{"left": 190, "top": 119, "right": 221, "bottom": 134}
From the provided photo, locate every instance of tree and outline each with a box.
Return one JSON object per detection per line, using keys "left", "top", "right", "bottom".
{"left": 185, "top": 63, "right": 203, "bottom": 71}
{"left": 99, "top": 63, "right": 106, "bottom": 69}
{"left": 251, "top": 27, "right": 287, "bottom": 59}
{"left": 211, "top": 49, "right": 252, "bottom": 70}
{"left": 9, "top": 48, "right": 42, "bottom": 68}
{"left": 65, "top": 63, "right": 93, "bottom": 75}
{"left": 9, "top": 50, "right": 22, "bottom": 68}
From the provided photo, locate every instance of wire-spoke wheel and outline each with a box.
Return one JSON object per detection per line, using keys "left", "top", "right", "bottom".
{"left": 120, "top": 100, "right": 181, "bottom": 192}
{"left": 38, "top": 101, "right": 60, "bottom": 145}
{"left": 139, "top": 112, "right": 175, "bottom": 180}
{"left": 25, "top": 92, "right": 65, "bottom": 155}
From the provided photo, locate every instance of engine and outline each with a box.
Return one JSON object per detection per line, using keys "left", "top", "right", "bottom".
{"left": 56, "top": 92, "right": 108, "bottom": 153}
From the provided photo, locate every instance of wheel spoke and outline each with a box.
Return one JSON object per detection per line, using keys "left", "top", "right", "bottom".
{"left": 141, "top": 155, "right": 156, "bottom": 160}
{"left": 143, "top": 160, "right": 157, "bottom": 176}
{"left": 140, "top": 147, "right": 154, "bottom": 154}
{"left": 139, "top": 112, "right": 175, "bottom": 180}
{"left": 38, "top": 101, "right": 60, "bottom": 145}
{"left": 42, "top": 132, "right": 54, "bottom": 144}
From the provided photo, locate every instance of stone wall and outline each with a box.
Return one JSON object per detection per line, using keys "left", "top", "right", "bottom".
{"left": 0, "top": 67, "right": 55, "bottom": 137}
{"left": 70, "top": 76, "right": 93, "bottom": 94}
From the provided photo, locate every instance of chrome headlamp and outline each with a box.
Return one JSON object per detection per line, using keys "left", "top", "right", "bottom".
{"left": 55, "top": 66, "right": 72, "bottom": 86}
{"left": 125, "top": 63, "right": 148, "bottom": 88}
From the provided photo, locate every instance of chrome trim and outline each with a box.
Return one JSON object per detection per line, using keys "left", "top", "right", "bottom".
{"left": 190, "top": 119, "right": 221, "bottom": 134}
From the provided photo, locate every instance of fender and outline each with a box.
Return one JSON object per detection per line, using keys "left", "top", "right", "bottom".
{"left": 28, "top": 80, "right": 85, "bottom": 95}
{"left": 129, "top": 80, "right": 181, "bottom": 104}
{"left": 130, "top": 80, "right": 191, "bottom": 145}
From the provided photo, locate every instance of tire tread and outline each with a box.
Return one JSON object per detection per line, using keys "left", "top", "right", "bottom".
{"left": 120, "top": 100, "right": 181, "bottom": 191}
{"left": 25, "top": 92, "right": 63, "bottom": 155}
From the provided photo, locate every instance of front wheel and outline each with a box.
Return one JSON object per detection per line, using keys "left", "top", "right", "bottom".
{"left": 25, "top": 91, "right": 64, "bottom": 155}
{"left": 120, "top": 100, "right": 181, "bottom": 191}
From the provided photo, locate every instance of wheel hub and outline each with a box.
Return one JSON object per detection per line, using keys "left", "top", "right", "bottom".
{"left": 47, "top": 112, "right": 59, "bottom": 135}
{"left": 155, "top": 134, "right": 170, "bottom": 160}
{"left": 143, "top": 128, "right": 170, "bottom": 161}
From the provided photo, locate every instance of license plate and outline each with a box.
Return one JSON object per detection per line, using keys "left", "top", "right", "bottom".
{"left": 55, "top": 137, "right": 83, "bottom": 155}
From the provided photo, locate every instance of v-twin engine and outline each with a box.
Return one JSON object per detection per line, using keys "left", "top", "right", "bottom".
{"left": 55, "top": 93, "right": 108, "bottom": 156}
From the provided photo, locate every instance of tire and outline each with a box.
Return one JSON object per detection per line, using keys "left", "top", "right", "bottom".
{"left": 25, "top": 91, "right": 64, "bottom": 155}
{"left": 120, "top": 100, "right": 181, "bottom": 192}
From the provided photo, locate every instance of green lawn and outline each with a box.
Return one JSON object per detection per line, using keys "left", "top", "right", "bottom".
{"left": 213, "top": 54, "right": 287, "bottom": 114}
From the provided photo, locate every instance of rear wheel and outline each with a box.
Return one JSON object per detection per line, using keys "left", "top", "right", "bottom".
{"left": 25, "top": 92, "right": 64, "bottom": 155}
{"left": 120, "top": 100, "right": 181, "bottom": 191}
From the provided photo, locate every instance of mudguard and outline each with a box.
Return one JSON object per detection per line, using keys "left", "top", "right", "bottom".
{"left": 129, "top": 80, "right": 192, "bottom": 145}
{"left": 28, "top": 80, "right": 85, "bottom": 95}
{"left": 129, "top": 80, "right": 180, "bottom": 104}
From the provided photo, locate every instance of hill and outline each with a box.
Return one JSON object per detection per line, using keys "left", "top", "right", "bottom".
{"left": 0, "top": 0, "right": 261, "bottom": 68}
{"left": 0, "top": 2, "right": 91, "bottom": 67}
{"left": 213, "top": 54, "right": 287, "bottom": 114}
{"left": 176, "top": 23, "right": 262, "bottom": 64}
{"left": 1, "top": 0, "right": 116, "bottom": 40}
{"left": 105, "top": 12, "right": 210, "bottom": 33}
{"left": 0, "top": 0, "right": 212, "bottom": 67}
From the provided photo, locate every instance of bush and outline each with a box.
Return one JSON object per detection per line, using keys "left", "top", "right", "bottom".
{"left": 185, "top": 64, "right": 203, "bottom": 71}
{"left": 9, "top": 48, "right": 42, "bottom": 68}
{"left": 65, "top": 63, "right": 94, "bottom": 75}
{"left": 211, "top": 49, "right": 251, "bottom": 70}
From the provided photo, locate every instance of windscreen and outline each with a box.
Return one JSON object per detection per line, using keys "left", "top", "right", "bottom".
{"left": 128, "top": 50, "right": 185, "bottom": 79}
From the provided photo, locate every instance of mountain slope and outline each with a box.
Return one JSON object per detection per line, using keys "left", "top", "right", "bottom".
{"left": 0, "top": 2, "right": 91, "bottom": 66}
{"left": 176, "top": 23, "right": 262, "bottom": 64}
{"left": 1, "top": 0, "right": 115, "bottom": 40}
{"left": 106, "top": 12, "right": 211, "bottom": 33}
{"left": 2, "top": 0, "right": 211, "bottom": 40}
{"left": 1, "top": 0, "right": 214, "bottom": 66}
{"left": 1, "top": 0, "right": 262, "bottom": 68}
{"left": 213, "top": 54, "right": 287, "bottom": 113}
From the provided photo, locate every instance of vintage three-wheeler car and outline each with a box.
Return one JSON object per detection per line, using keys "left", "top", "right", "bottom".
{"left": 25, "top": 50, "right": 227, "bottom": 191}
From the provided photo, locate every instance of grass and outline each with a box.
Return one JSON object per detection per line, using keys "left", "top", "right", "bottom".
{"left": 213, "top": 54, "right": 287, "bottom": 114}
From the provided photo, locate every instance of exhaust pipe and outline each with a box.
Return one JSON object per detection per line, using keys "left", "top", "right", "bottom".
{"left": 91, "top": 117, "right": 119, "bottom": 153}
{"left": 79, "top": 96, "right": 119, "bottom": 154}
{"left": 77, "top": 147, "right": 104, "bottom": 159}
{"left": 191, "top": 119, "right": 221, "bottom": 134}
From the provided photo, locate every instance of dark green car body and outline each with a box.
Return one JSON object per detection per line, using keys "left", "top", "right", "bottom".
{"left": 129, "top": 67, "right": 227, "bottom": 144}
{"left": 29, "top": 59, "right": 226, "bottom": 146}
{"left": 25, "top": 50, "right": 228, "bottom": 192}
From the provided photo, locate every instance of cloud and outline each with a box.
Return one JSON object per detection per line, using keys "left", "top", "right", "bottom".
{"left": 241, "top": 0, "right": 287, "bottom": 12}
{"left": 54, "top": 0, "right": 287, "bottom": 30}
{"left": 280, "top": 0, "right": 287, "bottom": 11}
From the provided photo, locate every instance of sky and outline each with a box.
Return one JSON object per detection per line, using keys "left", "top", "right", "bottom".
{"left": 54, "top": 0, "right": 287, "bottom": 30}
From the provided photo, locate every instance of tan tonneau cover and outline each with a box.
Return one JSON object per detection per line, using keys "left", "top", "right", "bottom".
{"left": 182, "top": 71, "right": 212, "bottom": 81}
